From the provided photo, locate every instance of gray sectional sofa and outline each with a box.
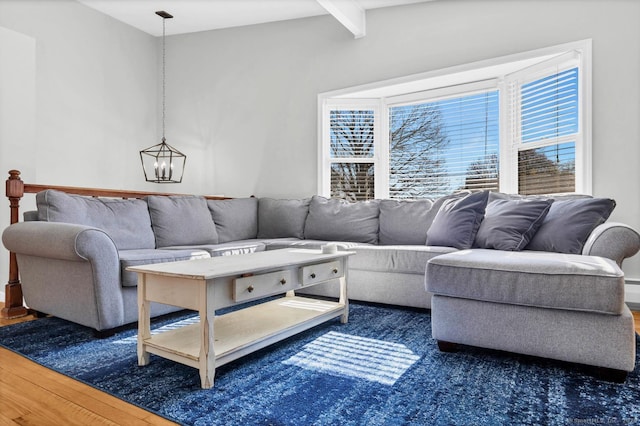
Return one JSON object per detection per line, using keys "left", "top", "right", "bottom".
{"left": 2, "top": 189, "right": 639, "bottom": 378}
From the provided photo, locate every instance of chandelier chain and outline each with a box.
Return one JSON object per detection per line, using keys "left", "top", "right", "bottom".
{"left": 162, "top": 16, "right": 166, "bottom": 140}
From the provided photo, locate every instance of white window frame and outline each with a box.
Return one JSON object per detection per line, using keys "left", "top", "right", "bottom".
{"left": 318, "top": 39, "right": 592, "bottom": 198}
{"left": 319, "top": 99, "right": 383, "bottom": 197}
{"left": 501, "top": 49, "right": 590, "bottom": 194}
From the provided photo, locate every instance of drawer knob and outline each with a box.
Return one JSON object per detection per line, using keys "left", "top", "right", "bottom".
{"left": 310, "top": 273, "right": 316, "bottom": 279}
{"left": 332, "top": 268, "right": 338, "bottom": 274}
{"left": 280, "top": 278, "right": 287, "bottom": 285}
{"left": 247, "top": 285, "right": 254, "bottom": 293}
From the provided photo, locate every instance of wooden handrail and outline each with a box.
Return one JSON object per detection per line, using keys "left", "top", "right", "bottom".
{"left": 2, "top": 169, "right": 229, "bottom": 319}
{"left": 21, "top": 183, "right": 229, "bottom": 200}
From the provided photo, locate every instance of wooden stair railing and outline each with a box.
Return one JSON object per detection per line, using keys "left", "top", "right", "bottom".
{"left": 2, "top": 169, "right": 228, "bottom": 319}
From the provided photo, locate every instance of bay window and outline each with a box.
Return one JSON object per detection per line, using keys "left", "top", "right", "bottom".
{"left": 319, "top": 40, "right": 591, "bottom": 200}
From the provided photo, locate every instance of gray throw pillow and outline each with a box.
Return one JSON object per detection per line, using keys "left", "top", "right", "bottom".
{"left": 525, "top": 197, "right": 616, "bottom": 254}
{"left": 424, "top": 191, "right": 470, "bottom": 230}
{"left": 36, "top": 189, "right": 155, "bottom": 250}
{"left": 257, "top": 198, "right": 310, "bottom": 239}
{"left": 304, "top": 195, "right": 380, "bottom": 244}
{"left": 147, "top": 195, "right": 218, "bottom": 247}
{"left": 474, "top": 198, "right": 553, "bottom": 251}
{"left": 425, "top": 191, "right": 489, "bottom": 249}
{"left": 208, "top": 198, "right": 258, "bottom": 243}
{"left": 378, "top": 199, "right": 434, "bottom": 245}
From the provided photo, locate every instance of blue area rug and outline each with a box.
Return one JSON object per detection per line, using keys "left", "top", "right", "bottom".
{"left": 1, "top": 301, "right": 639, "bottom": 425}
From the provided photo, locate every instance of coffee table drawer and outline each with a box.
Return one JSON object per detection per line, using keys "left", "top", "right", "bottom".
{"left": 299, "top": 260, "right": 343, "bottom": 286}
{"left": 233, "top": 270, "right": 294, "bottom": 302}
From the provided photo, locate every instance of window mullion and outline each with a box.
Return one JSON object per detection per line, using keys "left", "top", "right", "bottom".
{"left": 499, "top": 78, "right": 517, "bottom": 193}
{"left": 376, "top": 100, "right": 390, "bottom": 199}
{"left": 517, "top": 134, "right": 576, "bottom": 152}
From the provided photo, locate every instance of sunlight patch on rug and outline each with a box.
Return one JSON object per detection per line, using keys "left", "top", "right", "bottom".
{"left": 282, "top": 331, "right": 420, "bottom": 385}
{"left": 278, "top": 298, "right": 338, "bottom": 312}
{"left": 113, "top": 316, "right": 200, "bottom": 344}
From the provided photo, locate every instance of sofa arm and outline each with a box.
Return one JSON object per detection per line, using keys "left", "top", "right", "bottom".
{"left": 582, "top": 222, "right": 640, "bottom": 266}
{"left": 2, "top": 221, "right": 118, "bottom": 262}
{"left": 2, "top": 221, "right": 124, "bottom": 330}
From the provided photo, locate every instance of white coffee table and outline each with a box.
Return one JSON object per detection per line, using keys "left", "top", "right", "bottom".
{"left": 128, "top": 248, "right": 353, "bottom": 389}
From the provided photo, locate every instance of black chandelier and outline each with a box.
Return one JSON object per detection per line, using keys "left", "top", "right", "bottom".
{"left": 140, "top": 10, "right": 186, "bottom": 183}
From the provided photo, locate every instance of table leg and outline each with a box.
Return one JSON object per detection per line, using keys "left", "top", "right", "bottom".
{"left": 339, "top": 260, "right": 349, "bottom": 324}
{"left": 199, "top": 316, "right": 215, "bottom": 388}
{"left": 199, "top": 279, "right": 216, "bottom": 389}
{"left": 137, "top": 275, "right": 151, "bottom": 366}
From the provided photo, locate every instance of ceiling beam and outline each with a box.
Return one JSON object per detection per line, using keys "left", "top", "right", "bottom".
{"left": 316, "top": 0, "right": 366, "bottom": 39}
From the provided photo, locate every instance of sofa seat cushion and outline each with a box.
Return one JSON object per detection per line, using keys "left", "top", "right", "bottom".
{"left": 163, "top": 239, "right": 267, "bottom": 257}
{"left": 119, "top": 249, "right": 211, "bottom": 287}
{"left": 426, "top": 249, "right": 625, "bottom": 315}
{"left": 350, "top": 245, "right": 457, "bottom": 275}
{"left": 264, "top": 238, "right": 366, "bottom": 251}
{"left": 263, "top": 240, "right": 450, "bottom": 275}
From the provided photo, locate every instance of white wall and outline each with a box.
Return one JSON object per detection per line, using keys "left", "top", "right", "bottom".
{"left": 0, "top": 0, "right": 639, "bottom": 299}
{"left": 0, "top": 1, "right": 152, "bottom": 188}
{"left": 0, "top": 0, "right": 158, "bottom": 301}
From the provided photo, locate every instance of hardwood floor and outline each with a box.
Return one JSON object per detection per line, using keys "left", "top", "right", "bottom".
{"left": 1, "top": 305, "right": 639, "bottom": 425}
{"left": 0, "top": 306, "right": 177, "bottom": 426}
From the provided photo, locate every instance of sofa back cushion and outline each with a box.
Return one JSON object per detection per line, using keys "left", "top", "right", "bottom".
{"left": 304, "top": 195, "right": 380, "bottom": 244}
{"left": 378, "top": 199, "right": 434, "bottom": 245}
{"left": 36, "top": 189, "right": 155, "bottom": 250}
{"left": 207, "top": 198, "right": 258, "bottom": 243}
{"left": 147, "top": 195, "right": 218, "bottom": 247}
{"left": 257, "top": 198, "right": 310, "bottom": 239}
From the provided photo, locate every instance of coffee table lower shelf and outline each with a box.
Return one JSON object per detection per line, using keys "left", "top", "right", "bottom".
{"left": 141, "top": 296, "right": 346, "bottom": 381}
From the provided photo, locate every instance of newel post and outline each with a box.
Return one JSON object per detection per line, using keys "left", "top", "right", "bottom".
{"left": 2, "top": 170, "right": 27, "bottom": 318}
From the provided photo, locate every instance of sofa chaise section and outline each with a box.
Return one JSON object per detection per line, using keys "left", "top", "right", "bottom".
{"left": 426, "top": 249, "right": 637, "bottom": 380}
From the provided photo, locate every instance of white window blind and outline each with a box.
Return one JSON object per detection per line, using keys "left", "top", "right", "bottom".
{"left": 389, "top": 91, "right": 499, "bottom": 199}
{"left": 521, "top": 68, "right": 578, "bottom": 143}
{"left": 330, "top": 110, "right": 376, "bottom": 158}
